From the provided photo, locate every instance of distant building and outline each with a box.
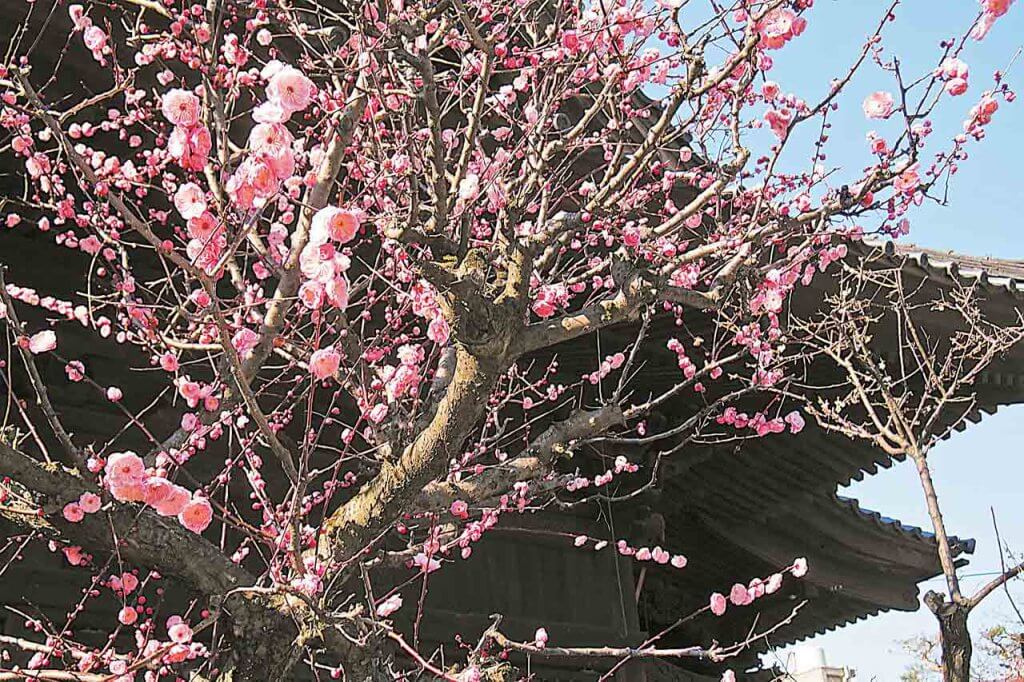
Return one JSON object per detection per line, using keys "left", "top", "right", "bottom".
{"left": 784, "top": 646, "right": 856, "bottom": 682}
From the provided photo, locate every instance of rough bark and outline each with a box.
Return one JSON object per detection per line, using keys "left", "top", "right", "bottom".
{"left": 925, "top": 593, "right": 972, "bottom": 682}
{"left": 0, "top": 440, "right": 249, "bottom": 596}
{"left": 0, "top": 442, "right": 368, "bottom": 681}
{"left": 914, "top": 451, "right": 974, "bottom": 682}
{"left": 203, "top": 594, "right": 301, "bottom": 682}
{"left": 322, "top": 345, "right": 506, "bottom": 564}
{"left": 939, "top": 607, "right": 972, "bottom": 682}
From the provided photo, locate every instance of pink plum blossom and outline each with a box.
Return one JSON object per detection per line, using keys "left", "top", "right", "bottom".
{"left": 939, "top": 58, "right": 969, "bottom": 85}
{"left": 65, "top": 361, "right": 85, "bottom": 382}
{"left": 119, "top": 573, "right": 139, "bottom": 594}
{"left": 231, "top": 328, "right": 260, "bottom": 358}
{"left": 894, "top": 164, "right": 921, "bottom": 195}
{"left": 62, "top": 502, "right": 84, "bottom": 523}
{"left": 187, "top": 212, "right": 220, "bottom": 241}
{"left": 972, "top": 0, "right": 1015, "bottom": 39}
{"left": 167, "top": 124, "right": 212, "bottom": 171}
{"left": 862, "top": 91, "right": 895, "bottom": 119}
{"left": 168, "top": 622, "right": 193, "bottom": 643}
{"left": 299, "top": 280, "right": 325, "bottom": 309}
{"left": 68, "top": 4, "right": 87, "bottom": 28}
{"left": 534, "top": 627, "right": 548, "bottom": 648}
{"left": 249, "top": 122, "right": 293, "bottom": 151}
{"left": 310, "top": 206, "right": 360, "bottom": 244}
{"left": 78, "top": 492, "right": 101, "bottom": 513}
{"left": 109, "top": 479, "right": 146, "bottom": 503}
{"left": 105, "top": 451, "right": 145, "bottom": 482}
{"left": 709, "top": 592, "right": 727, "bottom": 616}
{"left": 946, "top": 78, "right": 969, "bottom": 96}
{"left": 82, "top": 26, "right": 107, "bottom": 53}
{"left": 178, "top": 497, "right": 213, "bottom": 533}
{"left": 309, "top": 347, "right": 341, "bottom": 379}
{"left": 427, "top": 316, "right": 450, "bottom": 345}
{"left": 28, "top": 330, "right": 57, "bottom": 354}
{"left": 253, "top": 100, "right": 290, "bottom": 124}
{"left": 226, "top": 156, "right": 282, "bottom": 208}
{"left": 756, "top": 8, "right": 806, "bottom": 50}
{"left": 765, "top": 108, "right": 793, "bottom": 138}
{"left": 450, "top": 500, "right": 469, "bottom": 519}
{"left": 376, "top": 594, "right": 403, "bottom": 617}
{"left": 161, "top": 89, "right": 201, "bottom": 127}
{"left": 325, "top": 277, "right": 350, "bottom": 309}
{"left": 63, "top": 546, "right": 86, "bottom": 566}
{"left": 142, "top": 475, "right": 172, "bottom": 507}
{"left": 266, "top": 66, "right": 315, "bottom": 115}
{"left": 159, "top": 353, "right": 180, "bottom": 372}
{"left": 150, "top": 482, "right": 191, "bottom": 517}
{"left": 729, "top": 582, "right": 753, "bottom": 606}
{"left": 174, "top": 183, "right": 207, "bottom": 219}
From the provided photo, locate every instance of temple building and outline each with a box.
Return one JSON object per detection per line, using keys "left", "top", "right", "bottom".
{"left": 2, "top": 2, "right": 1024, "bottom": 678}
{"left": 3, "top": 229, "right": 1022, "bottom": 680}
{"left": 399, "top": 241, "right": 1023, "bottom": 680}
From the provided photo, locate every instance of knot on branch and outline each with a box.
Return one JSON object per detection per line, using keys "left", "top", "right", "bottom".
{"left": 221, "top": 591, "right": 308, "bottom": 680}
{"left": 923, "top": 589, "right": 960, "bottom": 617}
{"left": 416, "top": 251, "right": 520, "bottom": 361}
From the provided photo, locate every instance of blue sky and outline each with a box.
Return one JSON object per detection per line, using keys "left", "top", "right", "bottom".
{"left": 757, "top": 1, "right": 1024, "bottom": 678}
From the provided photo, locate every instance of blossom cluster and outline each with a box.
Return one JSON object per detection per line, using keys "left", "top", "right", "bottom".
{"left": 972, "top": 0, "right": 1015, "bottom": 40}
{"left": 68, "top": 5, "right": 110, "bottom": 65}
{"left": 709, "top": 557, "right": 808, "bottom": 617}
{"left": 565, "top": 454, "right": 641, "bottom": 491}
{"left": 571, "top": 533, "right": 690, "bottom": 569}
{"left": 754, "top": 6, "right": 808, "bottom": 50}
{"left": 716, "top": 406, "right": 805, "bottom": 436}
{"left": 94, "top": 452, "right": 214, "bottom": 534}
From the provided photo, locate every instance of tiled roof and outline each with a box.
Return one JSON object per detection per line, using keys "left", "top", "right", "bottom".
{"left": 834, "top": 495, "right": 976, "bottom": 557}
{"left": 641, "top": 240, "right": 1022, "bottom": 664}
{"left": 885, "top": 240, "right": 1024, "bottom": 291}
{"left": 849, "top": 238, "right": 1024, "bottom": 304}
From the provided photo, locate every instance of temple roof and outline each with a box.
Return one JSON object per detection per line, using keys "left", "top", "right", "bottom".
{"left": 834, "top": 495, "right": 975, "bottom": 555}
{"left": 883, "top": 240, "right": 1024, "bottom": 292}
{"left": 3, "top": 227, "right": 1022, "bottom": 676}
{"left": 615, "top": 240, "right": 1024, "bottom": 673}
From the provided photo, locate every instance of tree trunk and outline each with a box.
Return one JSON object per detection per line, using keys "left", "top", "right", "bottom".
{"left": 205, "top": 592, "right": 397, "bottom": 682}
{"left": 207, "top": 593, "right": 305, "bottom": 682}
{"left": 936, "top": 603, "right": 972, "bottom": 682}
